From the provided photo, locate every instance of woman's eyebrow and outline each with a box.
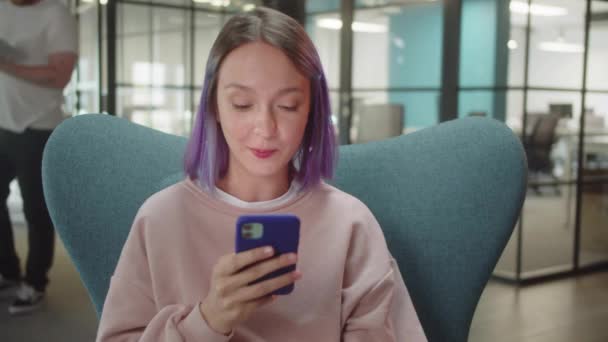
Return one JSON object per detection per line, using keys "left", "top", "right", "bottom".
{"left": 276, "top": 87, "right": 304, "bottom": 96}
{"left": 224, "top": 83, "right": 304, "bottom": 96}
{"left": 224, "top": 83, "right": 252, "bottom": 91}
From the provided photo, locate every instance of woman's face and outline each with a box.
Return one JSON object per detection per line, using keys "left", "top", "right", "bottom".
{"left": 216, "top": 41, "right": 311, "bottom": 182}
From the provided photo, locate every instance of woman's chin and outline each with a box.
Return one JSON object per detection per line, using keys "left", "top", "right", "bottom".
{"left": 244, "top": 162, "right": 289, "bottom": 180}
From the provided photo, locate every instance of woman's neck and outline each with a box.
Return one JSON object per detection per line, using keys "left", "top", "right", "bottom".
{"left": 216, "top": 169, "right": 291, "bottom": 203}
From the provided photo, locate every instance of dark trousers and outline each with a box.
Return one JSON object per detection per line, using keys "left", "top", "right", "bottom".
{"left": 0, "top": 127, "right": 54, "bottom": 292}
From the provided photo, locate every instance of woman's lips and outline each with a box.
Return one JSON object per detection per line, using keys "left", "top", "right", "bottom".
{"left": 250, "top": 148, "right": 277, "bottom": 159}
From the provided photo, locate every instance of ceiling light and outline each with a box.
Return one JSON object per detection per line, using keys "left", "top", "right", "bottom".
{"left": 316, "top": 18, "right": 387, "bottom": 33}
{"left": 538, "top": 41, "right": 584, "bottom": 53}
{"left": 510, "top": 1, "right": 567, "bottom": 17}
{"left": 317, "top": 18, "right": 343, "bottom": 30}
{"left": 209, "top": 0, "right": 228, "bottom": 7}
{"left": 352, "top": 22, "right": 387, "bottom": 33}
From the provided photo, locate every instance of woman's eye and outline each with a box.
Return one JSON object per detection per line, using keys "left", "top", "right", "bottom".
{"left": 279, "top": 105, "right": 298, "bottom": 112}
{"left": 232, "top": 103, "right": 251, "bottom": 110}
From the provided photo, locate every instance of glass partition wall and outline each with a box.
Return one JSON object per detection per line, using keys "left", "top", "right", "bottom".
{"left": 67, "top": 0, "right": 608, "bottom": 282}
{"left": 459, "top": 0, "right": 608, "bottom": 281}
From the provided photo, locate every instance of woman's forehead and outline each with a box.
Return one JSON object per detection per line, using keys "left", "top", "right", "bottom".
{"left": 218, "top": 42, "right": 307, "bottom": 87}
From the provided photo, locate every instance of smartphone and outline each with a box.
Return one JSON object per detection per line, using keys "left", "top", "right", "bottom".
{"left": 235, "top": 214, "right": 300, "bottom": 295}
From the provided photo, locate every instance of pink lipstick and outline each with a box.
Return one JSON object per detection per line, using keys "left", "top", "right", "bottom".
{"left": 251, "top": 148, "right": 276, "bottom": 159}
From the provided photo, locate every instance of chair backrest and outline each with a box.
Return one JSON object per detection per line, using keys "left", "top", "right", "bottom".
{"left": 530, "top": 114, "right": 559, "bottom": 147}
{"left": 42, "top": 114, "right": 526, "bottom": 342}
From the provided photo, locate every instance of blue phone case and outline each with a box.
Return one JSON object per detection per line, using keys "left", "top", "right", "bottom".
{"left": 235, "top": 214, "right": 300, "bottom": 295}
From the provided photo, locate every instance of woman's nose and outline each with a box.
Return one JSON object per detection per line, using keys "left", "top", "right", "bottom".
{"left": 253, "top": 109, "right": 277, "bottom": 138}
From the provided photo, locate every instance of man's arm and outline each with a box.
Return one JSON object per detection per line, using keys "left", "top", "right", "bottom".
{"left": 0, "top": 52, "right": 77, "bottom": 89}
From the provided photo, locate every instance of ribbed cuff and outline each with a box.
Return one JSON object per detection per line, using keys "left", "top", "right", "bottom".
{"left": 180, "top": 303, "right": 234, "bottom": 342}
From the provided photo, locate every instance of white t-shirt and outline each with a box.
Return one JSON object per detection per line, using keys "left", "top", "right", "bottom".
{"left": 0, "top": 0, "right": 77, "bottom": 133}
{"left": 213, "top": 180, "right": 302, "bottom": 209}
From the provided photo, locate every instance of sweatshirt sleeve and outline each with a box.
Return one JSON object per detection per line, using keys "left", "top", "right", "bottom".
{"left": 388, "top": 260, "right": 428, "bottom": 342}
{"left": 340, "top": 211, "right": 427, "bottom": 342}
{"left": 95, "top": 213, "right": 233, "bottom": 342}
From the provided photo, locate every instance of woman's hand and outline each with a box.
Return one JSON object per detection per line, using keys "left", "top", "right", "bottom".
{"left": 199, "top": 246, "right": 302, "bottom": 335}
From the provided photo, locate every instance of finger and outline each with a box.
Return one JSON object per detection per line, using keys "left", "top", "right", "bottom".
{"left": 232, "top": 270, "right": 302, "bottom": 302}
{"left": 228, "top": 253, "right": 297, "bottom": 291}
{"left": 216, "top": 246, "right": 274, "bottom": 277}
{"left": 249, "top": 294, "right": 276, "bottom": 309}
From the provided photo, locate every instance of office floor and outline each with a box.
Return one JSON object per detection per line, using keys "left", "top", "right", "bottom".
{"left": 1, "top": 224, "right": 608, "bottom": 341}
{"left": 0, "top": 225, "right": 98, "bottom": 342}
{"left": 470, "top": 272, "right": 608, "bottom": 342}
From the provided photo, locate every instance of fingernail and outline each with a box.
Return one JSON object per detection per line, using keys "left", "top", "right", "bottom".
{"left": 287, "top": 253, "right": 297, "bottom": 261}
{"left": 293, "top": 270, "right": 302, "bottom": 279}
{"left": 264, "top": 247, "right": 273, "bottom": 255}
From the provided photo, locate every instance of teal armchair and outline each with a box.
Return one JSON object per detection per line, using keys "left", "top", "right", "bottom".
{"left": 42, "top": 114, "right": 526, "bottom": 342}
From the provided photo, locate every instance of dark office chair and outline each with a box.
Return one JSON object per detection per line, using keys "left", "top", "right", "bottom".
{"left": 524, "top": 113, "right": 561, "bottom": 195}
{"left": 42, "top": 114, "right": 526, "bottom": 342}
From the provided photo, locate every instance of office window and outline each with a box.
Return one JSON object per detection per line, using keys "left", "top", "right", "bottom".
{"left": 527, "top": 0, "right": 586, "bottom": 90}
{"left": 508, "top": 9, "right": 527, "bottom": 87}
{"left": 305, "top": 13, "right": 340, "bottom": 90}
{"left": 579, "top": 90, "right": 608, "bottom": 266}
{"left": 75, "top": 2, "right": 101, "bottom": 114}
{"left": 352, "top": 1, "right": 443, "bottom": 131}
{"left": 580, "top": 185, "right": 608, "bottom": 266}
{"left": 306, "top": 6, "right": 341, "bottom": 135}
{"left": 194, "top": 12, "right": 223, "bottom": 87}
{"left": 352, "top": 8, "right": 389, "bottom": 90}
{"left": 586, "top": 1, "right": 608, "bottom": 91}
{"left": 505, "top": 90, "right": 524, "bottom": 133}
{"left": 115, "top": 3, "right": 194, "bottom": 135}
{"left": 518, "top": 90, "right": 581, "bottom": 276}
{"left": 117, "top": 4, "right": 152, "bottom": 85}
{"left": 526, "top": 90, "right": 581, "bottom": 182}
{"left": 520, "top": 184, "right": 576, "bottom": 275}
{"left": 584, "top": 93, "right": 608, "bottom": 132}
{"left": 353, "top": 3, "right": 443, "bottom": 89}
{"left": 153, "top": 8, "right": 190, "bottom": 87}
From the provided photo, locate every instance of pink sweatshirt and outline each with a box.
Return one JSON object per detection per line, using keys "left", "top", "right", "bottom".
{"left": 96, "top": 178, "right": 427, "bottom": 341}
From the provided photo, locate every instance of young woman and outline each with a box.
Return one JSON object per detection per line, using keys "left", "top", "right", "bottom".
{"left": 96, "top": 7, "right": 426, "bottom": 342}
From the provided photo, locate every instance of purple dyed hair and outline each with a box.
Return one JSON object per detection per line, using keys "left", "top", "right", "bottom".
{"left": 184, "top": 7, "right": 337, "bottom": 192}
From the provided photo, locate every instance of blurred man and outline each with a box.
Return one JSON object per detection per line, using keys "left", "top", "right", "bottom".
{"left": 0, "top": 0, "right": 77, "bottom": 315}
